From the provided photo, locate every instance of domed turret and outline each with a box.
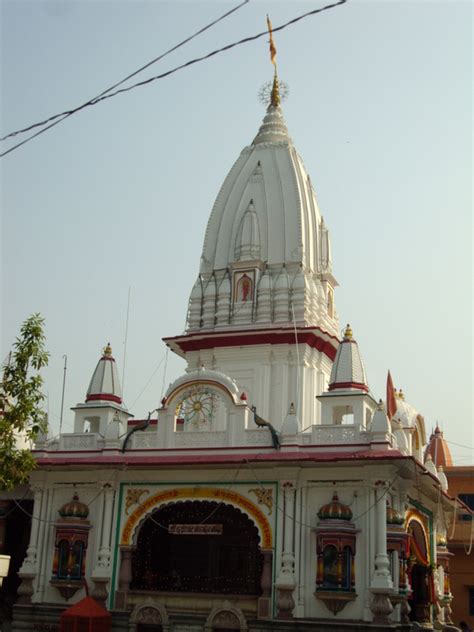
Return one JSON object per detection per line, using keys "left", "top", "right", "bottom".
{"left": 72, "top": 344, "right": 132, "bottom": 436}
{"left": 191, "top": 95, "right": 338, "bottom": 335}
{"left": 318, "top": 493, "right": 352, "bottom": 521}
{"left": 424, "top": 453, "right": 439, "bottom": 478}
{"left": 58, "top": 493, "right": 89, "bottom": 519}
{"left": 386, "top": 505, "right": 404, "bottom": 526}
{"left": 425, "top": 426, "right": 453, "bottom": 467}
{"left": 371, "top": 400, "right": 391, "bottom": 433}
{"left": 86, "top": 343, "right": 122, "bottom": 405}
{"left": 328, "top": 325, "right": 368, "bottom": 392}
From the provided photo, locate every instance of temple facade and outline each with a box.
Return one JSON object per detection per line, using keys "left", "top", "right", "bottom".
{"left": 8, "top": 79, "right": 462, "bottom": 632}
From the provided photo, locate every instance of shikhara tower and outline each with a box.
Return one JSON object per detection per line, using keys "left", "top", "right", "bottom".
{"left": 165, "top": 76, "right": 339, "bottom": 430}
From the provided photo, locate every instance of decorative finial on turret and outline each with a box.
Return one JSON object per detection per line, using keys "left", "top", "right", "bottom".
{"left": 377, "top": 399, "right": 384, "bottom": 411}
{"left": 398, "top": 388, "right": 405, "bottom": 401}
{"left": 103, "top": 342, "right": 112, "bottom": 357}
{"left": 343, "top": 324, "right": 353, "bottom": 340}
{"left": 270, "top": 71, "right": 280, "bottom": 107}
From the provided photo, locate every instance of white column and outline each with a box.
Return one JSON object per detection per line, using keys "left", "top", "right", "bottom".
{"left": 371, "top": 482, "right": 393, "bottom": 590}
{"left": 97, "top": 485, "right": 115, "bottom": 570}
{"left": 277, "top": 481, "right": 296, "bottom": 583}
{"left": 22, "top": 487, "right": 43, "bottom": 569}
{"left": 276, "top": 480, "right": 297, "bottom": 619}
{"left": 37, "top": 487, "right": 54, "bottom": 599}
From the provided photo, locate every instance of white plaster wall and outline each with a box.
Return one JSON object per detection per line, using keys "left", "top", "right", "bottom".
{"left": 184, "top": 344, "right": 332, "bottom": 431}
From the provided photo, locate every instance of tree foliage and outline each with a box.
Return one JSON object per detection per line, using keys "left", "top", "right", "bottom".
{"left": 0, "top": 314, "right": 49, "bottom": 490}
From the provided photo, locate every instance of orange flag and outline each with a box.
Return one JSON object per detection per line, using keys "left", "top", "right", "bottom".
{"left": 266, "top": 15, "right": 277, "bottom": 65}
{"left": 386, "top": 371, "right": 397, "bottom": 420}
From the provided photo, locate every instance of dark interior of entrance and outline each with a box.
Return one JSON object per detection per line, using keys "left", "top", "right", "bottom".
{"left": 131, "top": 500, "right": 263, "bottom": 595}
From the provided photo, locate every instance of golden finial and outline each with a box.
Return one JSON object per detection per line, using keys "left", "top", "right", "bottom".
{"left": 399, "top": 388, "right": 405, "bottom": 401}
{"left": 270, "top": 71, "right": 281, "bottom": 107}
{"left": 103, "top": 342, "right": 112, "bottom": 357}
{"left": 343, "top": 324, "right": 353, "bottom": 340}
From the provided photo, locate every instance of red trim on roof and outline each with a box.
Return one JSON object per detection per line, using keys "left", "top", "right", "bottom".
{"left": 86, "top": 393, "right": 122, "bottom": 404}
{"left": 328, "top": 381, "right": 369, "bottom": 392}
{"left": 35, "top": 449, "right": 405, "bottom": 468}
{"left": 128, "top": 419, "right": 158, "bottom": 427}
{"left": 164, "top": 327, "right": 338, "bottom": 361}
{"left": 100, "top": 356, "right": 115, "bottom": 362}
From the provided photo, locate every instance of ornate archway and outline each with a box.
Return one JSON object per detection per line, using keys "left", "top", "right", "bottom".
{"left": 120, "top": 487, "right": 272, "bottom": 549}
{"left": 130, "top": 500, "right": 263, "bottom": 596}
{"left": 407, "top": 516, "right": 433, "bottom": 625}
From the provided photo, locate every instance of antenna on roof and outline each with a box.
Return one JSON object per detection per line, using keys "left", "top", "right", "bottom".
{"left": 122, "top": 286, "right": 131, "bottom": 399}
{"left": 59, "top": 355, "right": 67, "bottom": 435}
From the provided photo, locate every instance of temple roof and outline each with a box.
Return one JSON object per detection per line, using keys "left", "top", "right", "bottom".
{"left": 85, "top": 343, "right": 123, "bottom": 405}
{"left": 199, "top": 102, "right": 334, "bottom": 279}
{"left": 328, "top": 325, "right": 368, "bottom": 392}
{"left": 425, "top": 426, "right": 453, "bottom": 467}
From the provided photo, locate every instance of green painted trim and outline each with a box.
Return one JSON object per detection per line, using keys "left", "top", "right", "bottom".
{"left": 272, "top": 481, "right": 279, "bottom": 619}
{"left": 110, "top": 479, "right": 279, "bottom": 609}
{"left": 408, "top": 496, "right": 435, "bottom": 563}
{"left": 122, "top": 480, "right": 276, "bottom": 486}
{"left": 109, "top": 482, "right": 125, "bottom": 610}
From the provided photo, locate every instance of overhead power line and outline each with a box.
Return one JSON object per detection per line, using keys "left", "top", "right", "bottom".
{"left": 1, "top": 0, "right": 347, "bottom": 158}
{"left": 0, "top": 0, "right": 250, "bottom": 154}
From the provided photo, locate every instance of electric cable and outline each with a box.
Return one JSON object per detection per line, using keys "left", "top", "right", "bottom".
{"left": 0, "top": 0, "right": 249, "bottom": 143}
{"left": 130, "top": 351, "right": 168, "bottom": 410}
{"left": 12, "top": 479, "right": 115, "bottom": 526}
{"left": 243, "top": 456, "right": 398, "bottom": 530}
{"left": 1, "top": 0, "right": 347, "bottom": 158}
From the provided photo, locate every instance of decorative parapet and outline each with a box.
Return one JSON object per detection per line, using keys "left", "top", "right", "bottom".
{"left": 311, "top": 424, "right": 369, "bottom": 446}
{"left": 59, "top": 433, "right": 101, "bottom": 451}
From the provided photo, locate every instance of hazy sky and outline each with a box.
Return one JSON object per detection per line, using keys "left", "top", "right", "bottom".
{"left": 1, "top": 1, "right": 472, "bottom": 464}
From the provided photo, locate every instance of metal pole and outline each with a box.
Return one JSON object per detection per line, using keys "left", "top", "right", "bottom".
{"left": 122, "top": 286, "right": 131, "bottom": 397}
{"left": 59, "top": 355, "right": 67, "bottom": 435}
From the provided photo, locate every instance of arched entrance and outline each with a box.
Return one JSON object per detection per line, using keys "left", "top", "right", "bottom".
{"left": 407, "top": 519, "right": 433, "bottom": 625}
{"left": 130, "top": 500, "right": 263, "bottom": 596}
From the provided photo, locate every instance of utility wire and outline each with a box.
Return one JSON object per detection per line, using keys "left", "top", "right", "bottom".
{"left": 0, "top": 0, "right": 249, "bottom": 158}
{"left": 0, "top": 0, "right": 249, "bottom": 144}
{"left": 1, "top": 0, "right": 347, "bottom": 158}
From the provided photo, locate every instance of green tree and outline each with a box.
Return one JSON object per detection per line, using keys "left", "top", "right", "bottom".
{"left": 0, "top": 314, "right": 49, "bottom": 490}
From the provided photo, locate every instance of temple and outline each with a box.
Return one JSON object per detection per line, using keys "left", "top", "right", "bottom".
{"left": 4, "top": 62, "right": 466, "bottom": 632}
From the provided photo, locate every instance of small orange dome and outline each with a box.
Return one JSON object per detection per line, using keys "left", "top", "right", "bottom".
{"left": 425, "top": 426, "right": 453, "bottom": 468}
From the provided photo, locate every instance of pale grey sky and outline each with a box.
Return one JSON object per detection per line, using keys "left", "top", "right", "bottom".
{"left": 1, "top": 1, "right": 472, "bottom": 463}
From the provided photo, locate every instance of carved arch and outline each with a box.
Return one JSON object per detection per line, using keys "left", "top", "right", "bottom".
{"left": 129, "top": 599, "right": 170, "bottom": 631}
{"left": 204, "top": 601, "right": 248, "bottom": 631}
{"left": 120, "top": 487, "right": 272, "bottom": 548}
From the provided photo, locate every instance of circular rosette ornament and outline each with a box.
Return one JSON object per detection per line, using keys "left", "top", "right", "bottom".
{"left": 176, "top": 386, "right": 218, "bottom": 429}
{"left": 258, "top": 79, "right": 289, "bottom": 107}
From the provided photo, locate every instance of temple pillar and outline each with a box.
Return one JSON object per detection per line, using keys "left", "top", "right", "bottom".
{"left": 276, "top": 481, "right": 296, "bottom": 619}
{"left": 91, "top": 484, "right": 116, "bottom": 608}
{"left": 23, "top": 487, "right": 42, "bottom": 567}
{"left": 257, "top": 548, "right": 273, "bottom": 618}
{"left": 17, "top": 487, "right": 43, "bottom": 602}
{"left": 370, "top": 481, "right": 393, "bottom": 624}
{"left": 97, "top": 485, "right": 115, "bottom": 569}
{"left": 115, "top": 545, "right": 134, "bottom": 610}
